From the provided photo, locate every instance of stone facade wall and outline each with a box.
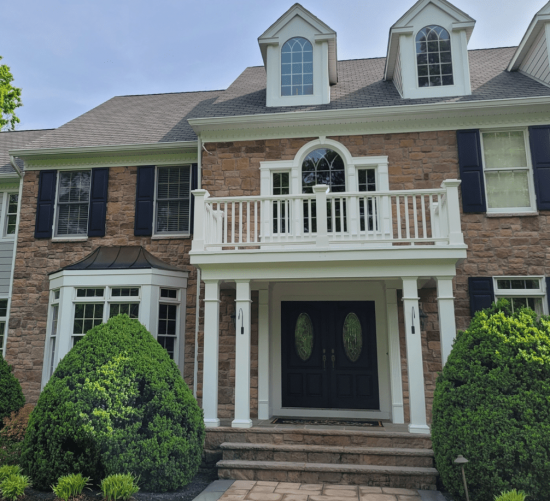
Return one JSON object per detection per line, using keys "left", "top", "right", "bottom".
{"left": 8, "top": 131, "right": 550, "bottom": 424}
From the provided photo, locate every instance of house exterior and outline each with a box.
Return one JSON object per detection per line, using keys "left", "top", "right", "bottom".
{"left": 0, "top": 129, "right": 50, "bottom": 360}
{"left": 4, "top": 0, "right": 550, "bottom": 462}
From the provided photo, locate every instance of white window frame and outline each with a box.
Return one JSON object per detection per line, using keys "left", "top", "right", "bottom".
{"left": 0, "top": 297, "right": 8, "bottom": 357}
{"left": 0, "top": 192, "right": 20, "bottom": 239}
{"left": 414, "top": 25, "right": 454, "bottom": 89}
{"left": 45, "top": 290, "right": 60, "bottom": 378}
{"left": 157, "top": 288, "right": 182, "bottom": 362}
{"left": 493, "top": 276, "right": 548, "bottom": 316}
{"left": 152, "top": 165, "right": 193, "bottom": 238}
{"left": 53, "top": 168, "right": 92, "bottom": 240}
{"left": 480, "top": 128, "right": 537, "bottom": 214}
{"left": 42, "top": 268, "right": 188, "bottom": 388}
{"left": 259, "top": 138, "right": 389, "bottom": 197}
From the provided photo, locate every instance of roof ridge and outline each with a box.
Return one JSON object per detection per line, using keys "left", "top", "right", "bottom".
{"left": 113, "top": 89, "right": 225, "bottom": 99}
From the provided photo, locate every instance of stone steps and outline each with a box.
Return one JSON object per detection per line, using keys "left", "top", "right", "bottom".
{"left": 216, "top": 460, "right": 439, "bottom": 490}
{"left": 220, "top": 442, "right": 434, "bottom": 467}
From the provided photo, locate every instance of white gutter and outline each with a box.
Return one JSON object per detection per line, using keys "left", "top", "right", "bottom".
{"left": 9, "top": 155, "right": 22, "bottom": 178}
{"left": 193, "top": 137, "right": 202, "bottom": 399}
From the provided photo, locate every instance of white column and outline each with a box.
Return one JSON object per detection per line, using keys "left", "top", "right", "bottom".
{"left": 190, "top": 189, "right": 208, "bottom": 251}
{"left": 257, "top": 287, "right": 270, "bottom": 420}
{"left": 441, "top": 180, "right": 464, "bottom": 245}
{"left": 437, "top": 277, "right": 457, "bottom": 366}
{"left": 386, "top": 288, "right": 404, "bottom": 424}
{"left": 232, "top": 280, "right": 253, "bottom": 428}
{"left": 402, "top": 277, "right": 429, "bottom": 434}
{"left": 203, "top": 279, "right": 220, "bottom": 428}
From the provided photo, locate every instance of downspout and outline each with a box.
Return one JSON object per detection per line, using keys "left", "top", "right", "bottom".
{"left": 3, "top": 156, "right": 24, "bottom": 356}
{"left": 193, "top": 137, "right": 202, "bottom": 399}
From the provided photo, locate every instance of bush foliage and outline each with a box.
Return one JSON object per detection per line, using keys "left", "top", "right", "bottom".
{"left": 0, "top": 356, "right": 25, "bottom": 426}
{"left": 21, "top": 315, "right": 205, "bottom": 492}
{"left": 100, "top": 473, "right": 140, "bottom": 501}
{"left": 1, "top": 404, "right": 35, "bottom": 442}
{"left": 52, "top": 473, "right": 90, "bottom": 501}
{"left": 495, "top": 490, "right": 528, "bottom": 501}
{"left": 432, "top": 300, "right": 550, "bottom": 501}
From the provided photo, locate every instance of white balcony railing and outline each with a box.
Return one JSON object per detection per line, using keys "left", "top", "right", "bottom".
{"left": 191, "top": 180, "right": 463, "bottom": 252}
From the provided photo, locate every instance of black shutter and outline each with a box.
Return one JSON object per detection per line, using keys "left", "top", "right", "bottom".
{"left": 457, "top": 130, "right": 487, "bottom": 213}
{"left": 468, "top": 277, "right": 494, "bottom": 317}
{"left": 34, "top": 170, "right": 57, "bottom": 239}
{"left": 528, "top": 125, "right": 550, "bottom": 211}
{"left": 546, "top": 277, "right": 550, "bottom": 315}
{"left": 189, "top": 163, "right": 198, "bottom": 235}
{"left": 87, "top": 168, "right": 109, "bottom": 237}
{"left": 134, "top": 165, "right": 155, "bottom": 236}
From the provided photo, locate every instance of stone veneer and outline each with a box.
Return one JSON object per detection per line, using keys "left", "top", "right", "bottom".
{"left": 7, "top": 131, "right": 550, "bottom": 423}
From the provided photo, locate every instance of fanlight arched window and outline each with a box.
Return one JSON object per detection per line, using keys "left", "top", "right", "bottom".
{"left": 281, "top": 37, "right": 313, "bottom": 96}
{"left": 302, "top": 148, "right": 345, "bottom": 193}
{"left": 416, "top": 25, "right": 453, "bottom": 87}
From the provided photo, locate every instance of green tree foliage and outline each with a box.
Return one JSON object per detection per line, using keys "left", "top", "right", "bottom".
{"left": 0, "top": 356, "right": 25, "bottom": 426}
{"left": 21, "top": 315, "right": 205, "bottom": 492}
{"left": 0, "top": 57, "right": 22, "bottom": 131}
{"left": 432, "top": 300, "right": 550, "bottom": 501}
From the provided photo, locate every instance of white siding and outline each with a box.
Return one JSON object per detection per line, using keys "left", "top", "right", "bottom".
{"left": 519, "top": 28, "right": 550, "bottom": 86}
{"left": 394, "top": 40, "right": 403, "bottom": 96}
{"left": 0, "top": 241, "right": 14, "bottom": 295}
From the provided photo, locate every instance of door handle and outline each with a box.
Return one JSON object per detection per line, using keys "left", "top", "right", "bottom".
{"left": 331, "top": 348, "right": 335, "bottom": 369}
{"left": 322, "top": 349, "right": 326, "bottom": 370}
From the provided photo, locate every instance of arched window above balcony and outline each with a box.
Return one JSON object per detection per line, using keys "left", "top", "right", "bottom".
{"left": 301, "top": 148, "right": 345, "bottom": 193}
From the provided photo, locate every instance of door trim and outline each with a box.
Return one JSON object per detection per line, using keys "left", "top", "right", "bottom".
{"left": 270, "top": 281, "right": 392, "bottom": 420}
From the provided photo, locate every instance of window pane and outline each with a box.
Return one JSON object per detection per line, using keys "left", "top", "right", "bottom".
{"left": 111, "top": 288, "right": 139, "bottom": 297}
{"left": 73, "top": 303, "right": 103, "bottom": 335}
{"left": 0, "top": 322, "right": 4, "bottom": 353}
{"left": 58, "top": 171, "right": 91, "bottom": 203}
{"left": 156, "top": 167, "right": 190, "bottom": 233}
{"left": 57, "top": 203, "right": 89, "bottom": 235}
{"left": 76, "top": 288, "right": 104, "bottom": 297}
{"left": 302, "top": 149, "right": 345, "bottom": 194}
{"left": 109, "top": 303, "right": 139, "bottom": 319}
{"left": 57, "top": 171, "right": 91, "bottom": 237}
{"left": 0, "top": 299, "right": 8, "bottom": 317}
{"left": 358, "top": 169, "right": 376, "bottom": 192}
{"left": 415, "top": 25, "right": 453, "bottom": 87}
{"left": 483, "top": 131, "right": 527, "bottom": 169}
{"left": 160, "top": 289, "right": 177, "bottom": 299}
{"left": 158, "top": 336, "right": 175, "bottom": 359}
{"left": 281, "top": 37, "right": 314, "bottom": 96}
{"left": 158, "top": 302, "right": 177, "bottom": 359}
{"left": 486, "top": 170, "right": 530, "bottom": 209}
{"left": 6, "top": 194, "right": 18, "bottom": 235}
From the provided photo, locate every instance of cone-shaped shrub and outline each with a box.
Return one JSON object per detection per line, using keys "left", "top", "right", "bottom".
{"left": 21, "top": 315, "right": 205, "bottom": 492}
{"left": 432, "top": 300, "right": 550, "bottom": 501}
{"left": 0, "top": 355, "right": 25, "bottom": 426}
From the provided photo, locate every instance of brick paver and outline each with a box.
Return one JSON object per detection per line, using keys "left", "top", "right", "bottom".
{"left": 219, "top": 481, "right": 423, "bottom": 501}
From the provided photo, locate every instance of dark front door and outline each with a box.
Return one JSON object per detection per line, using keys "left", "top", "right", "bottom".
{"left": 281, "top": 301, "right": 379, "bottom": 410}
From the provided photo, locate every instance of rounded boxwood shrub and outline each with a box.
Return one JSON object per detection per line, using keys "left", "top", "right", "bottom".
{"left": 0, "top": 355, "right": 25, "bottom": 427}
{"left": 432, "top": 300, "right": 550, "bottom": 501}
{"left": 21, "top": 315, "right": 205, "bottom": 492}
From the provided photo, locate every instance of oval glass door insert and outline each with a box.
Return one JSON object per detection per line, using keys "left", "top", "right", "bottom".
{"left": 343, "top": 312, "right": 363, "bottom": 362}
{"left": 295, "top": 313, "right": 314, "bottom": 361}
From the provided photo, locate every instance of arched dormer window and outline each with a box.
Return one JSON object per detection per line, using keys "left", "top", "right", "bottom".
{"left": 416, "top": 25, "right": 453, "bottom": 87}
{"left": 302, "top": 148, "right": 345, "bottom": 193}
{"left": 281, "top": 37, "right": 313, "bottom": 96}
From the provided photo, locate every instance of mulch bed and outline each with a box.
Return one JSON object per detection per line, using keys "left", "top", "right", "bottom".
{"left": 21, "top": 471, "right": 214, "bottom": 501}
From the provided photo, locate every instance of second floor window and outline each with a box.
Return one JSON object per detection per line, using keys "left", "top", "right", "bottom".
{"left": 5, "top": 194, "right": 18, "bottom": 236}
{"left": 155, "top": 166, "right": 191, "bottom": 235}
{"left": 416, "top": 25, "right": 453, "bottom": 87}
{"left": 56, "top": 170, "right": 91, "bottom": 237}
{"left": 281, "top": 37, "right": 313, "bottom": 96}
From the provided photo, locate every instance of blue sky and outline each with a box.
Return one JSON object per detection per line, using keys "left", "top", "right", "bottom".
{"left": 3, "top": 0, "right": 547, "bottom": 131}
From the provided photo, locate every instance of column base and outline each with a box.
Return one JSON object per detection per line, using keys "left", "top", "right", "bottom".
{"left": 391, "top": 403, "right": 405, "bottom": 425}
{"left": 204, "top": 418, "right": 221, "bottom": 428}
{"left": 408, "top": 423, "right": 431, "bottom": 434}
{"left": 258, "top": 401, "right": 270, "bottom": 421}
{"left": 232, "top": 418, "right": 253, "bottom": 428}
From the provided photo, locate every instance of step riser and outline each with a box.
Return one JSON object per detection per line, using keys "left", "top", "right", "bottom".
{"left": 222, "top": 450, "right": 434, "bottom": 467}
{"left": 206, "top": 432, "right": 432, "bottom": 450}
{"left": 218, "top": 468, "right": 437, "bottom": 490}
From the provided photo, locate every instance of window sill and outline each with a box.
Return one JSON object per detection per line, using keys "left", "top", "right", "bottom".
{"left": 151, "top": 234, "right": 191, "bottom": 240}
{"left": 51, "top": 236, "right": 89, "bottom": 242}
{"left": 486, "top": 212, "right": 539, "bottom": 218}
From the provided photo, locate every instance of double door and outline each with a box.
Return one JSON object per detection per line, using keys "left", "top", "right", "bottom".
{"left": 281, "top": 301, "right": 379, "bottom": 410}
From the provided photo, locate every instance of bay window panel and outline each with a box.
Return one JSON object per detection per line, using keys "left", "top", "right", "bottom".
{"left": 485, "top": 170, "right": 530, "bottom": 209}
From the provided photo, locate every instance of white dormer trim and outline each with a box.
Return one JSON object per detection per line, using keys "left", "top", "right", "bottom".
{"left": 508, "top": 1, "right": 550, "bottom": 73}
{"left": 384, "top": 0, "right": 475, "bottom": 100}
{"left": 258, "top": 4, "right": 337, "bottom": 107}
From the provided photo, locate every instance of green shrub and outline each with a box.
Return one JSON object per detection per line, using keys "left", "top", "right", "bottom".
{"left": 495, "top": 490, "right": 528, "bottom": 501}
{"left": 100, "top": 474, "right": 140, "bottom": 501}
{"left": 0, "top": 465, "right": 21, "bottom": 482}
{"left": 432, "top": 300, "right": 550, "bottom": 501}
{"left": 21, "top": 315, "right": 205, "bottom": 492}
{"left": 0, "top": 473, "right": 31, "bottom": 501}
{"left": 52, "top": 473, "right": 90, "bottom": 501}
{"left": 0, "top": 356, "right": 25, "bottom": 426}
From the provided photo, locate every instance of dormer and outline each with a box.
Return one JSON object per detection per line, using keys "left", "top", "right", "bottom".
{"left": 258, "top": 3, "right": 337, "bottom": 107}
{"left": 384, "top": 0, "right": 475, "bottom": 99}
{"left": 508, "top": 1, "right": 550, "bottom": 87}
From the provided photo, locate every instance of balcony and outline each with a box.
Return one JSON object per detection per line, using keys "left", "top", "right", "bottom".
{"left": 190, "top": 180, "right": 466, "bottom": 272}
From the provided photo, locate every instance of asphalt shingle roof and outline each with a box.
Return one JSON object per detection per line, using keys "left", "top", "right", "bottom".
{"left": 0, "top": 129, "right": 51, "bottom": 174}
{"left": 22, "top": 47, "right": 550, "bottom": 151}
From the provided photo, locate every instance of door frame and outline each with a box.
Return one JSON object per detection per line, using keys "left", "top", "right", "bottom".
{"left": 270, "top": 280, "right": 393, "bottom": 420}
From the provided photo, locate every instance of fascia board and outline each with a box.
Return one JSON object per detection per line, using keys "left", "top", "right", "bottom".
{"left": 188, "top": 95, "right": 550, "bottom": 133}
{"left": 0, "top": 173, "right": 20, "bottom": 181}
{"left": 259, "top": 4, "right": 336, "bottom": 40}
{"left": 508, "top": 15, "right": 550, "bottom": 71}
{"left": 394, "top": 0, "right": 474, "bottom": 28}
{"left": 9, "top": 140, "right": 198, "bottom": 160}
